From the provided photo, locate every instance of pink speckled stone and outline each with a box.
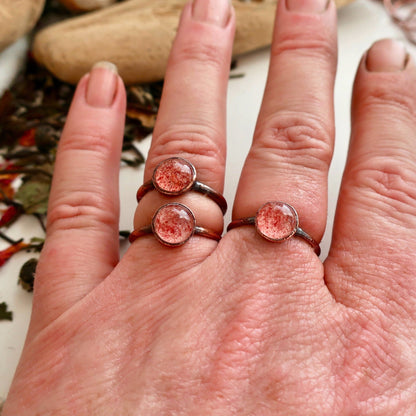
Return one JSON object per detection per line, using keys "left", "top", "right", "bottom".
{"left": 255, "top": 202, "right": 298, "bottom": 241}
{"left": 153, "top": 158, "right": 196, "bottom": 194}
{"left": 152, "top": 203, "right": 195, "bottom": 246}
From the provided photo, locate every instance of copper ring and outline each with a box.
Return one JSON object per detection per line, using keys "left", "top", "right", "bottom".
{"left": 136, "top": 157, "right": 227, "bottom": 215}
{"left": 227, "top": 201, "right": 320, "bottom": 256}
{"left": 129, "top": 203, "right": 221, "bottom": 247}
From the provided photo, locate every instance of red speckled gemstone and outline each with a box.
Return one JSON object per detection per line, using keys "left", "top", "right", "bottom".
{"left": 255, "top": 202, "right": 298, "bottom": 242}
{"left": 152, "top": 203, "right": 195, "bottom": 246}
{"left": 153, "top": 157, "right": 196, "bottom": 195}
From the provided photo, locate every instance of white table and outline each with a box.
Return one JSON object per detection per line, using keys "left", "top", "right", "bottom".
{"left": 0, "top": 0, "right": 414, "bottom": 401}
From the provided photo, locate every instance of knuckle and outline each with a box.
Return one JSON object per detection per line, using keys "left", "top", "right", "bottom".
{"left": 272, "top": 30, "right": 335, "bottom": 62}
{"left": 171, "top": 40, "right": 226, "bottom": 72}
{"left": 349, "top": 156, "right": 416, "bottom": 219}
{"left": 253, "top": 112, "right": 333, "bottom": 172}
{"left": 357, "top": 86, "right": 416, "bottom": 119}
{"left": 59, "top": 131, "right": 113, "bottom": 156}
{"left": 150, "top": 126, "right": 225, "bottom": 175}
{"left": 47, "top": 192, "right": 116, "bottom": 233}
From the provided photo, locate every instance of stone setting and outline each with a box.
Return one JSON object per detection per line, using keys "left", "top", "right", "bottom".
{"left": 255, "top": 202, "right": 298, "bottom": 242}
{"left": 153, "top": 157, "right": 196, "bottom": 195}
{"left": 152, "top": 203, "right": 196, "bottom": 246}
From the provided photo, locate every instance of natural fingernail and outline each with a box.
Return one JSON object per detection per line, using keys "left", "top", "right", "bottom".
{"left": 86, "top": 61, "right": 118, "bottom": 108}
{"left": 366, "top": 39, "right": 408, "bottom": 72}
{"left": 286, "top": 0, "right": 329, "bottom": 13}
{"left": 192, "top": 0, "right": 232, "bottom": 27}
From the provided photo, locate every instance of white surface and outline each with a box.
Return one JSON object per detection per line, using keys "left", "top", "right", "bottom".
{"left": 0, "top": 0, "right": 415, "bottom": 400}
{"left": 0, "top": 38, "right": 29, "bottom": 96}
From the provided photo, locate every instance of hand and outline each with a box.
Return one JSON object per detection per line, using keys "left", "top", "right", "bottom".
{"left": 3, "top": 0, "right": 416, "bottom": 414}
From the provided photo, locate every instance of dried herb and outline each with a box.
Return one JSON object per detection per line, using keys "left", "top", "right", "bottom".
{"left": 0, "top": 205, "right": 22, "bottom": 228}
{"left": 0, "top": 302, "right": 13, "bottom": 321}
{"left": 0, "top": 242, "right": 29, "bottom": 267}
{"left": 18, "top": 258, "right": 38, "bottom": 292}
{"left": 14, "top": 171, "right": 52, "bottom": 215}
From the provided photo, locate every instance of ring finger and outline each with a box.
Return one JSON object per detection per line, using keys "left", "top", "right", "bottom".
{"left": 231, "top": 0, "right": 337, "bottom": 254}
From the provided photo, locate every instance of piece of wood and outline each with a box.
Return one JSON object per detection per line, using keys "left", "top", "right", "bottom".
{"left": 0, "top": 0, "right": 45, "bottom": 53}
{"left": 33, "top": 0, "right": 355, "bottom": 85}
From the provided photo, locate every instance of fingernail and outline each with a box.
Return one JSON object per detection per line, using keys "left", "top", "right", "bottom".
{"left": 86, "top": 61, "right": 118, "bottom": 108}
{"left": 286, "top": 0, "right": 329, "bottom": 13}
{"left": 192, "top": 0, "right": 232, "bottom": 27}
{"left": 366, "top": 39, "right": 408, "bottom": 72}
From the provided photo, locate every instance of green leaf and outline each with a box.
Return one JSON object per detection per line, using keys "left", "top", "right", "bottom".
{"left": 14, "top": 177, "right": 50, "bottom": 215}
{"left": 0, "top": 302, "right": 13, "bottom": 321}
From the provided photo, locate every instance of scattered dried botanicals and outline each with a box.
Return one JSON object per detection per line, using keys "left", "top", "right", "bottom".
{"left": 0, "top": 302, "right": 13, "bottom": 321}
{"left": 18, "top": 258, "right": 38, "bottom": 292}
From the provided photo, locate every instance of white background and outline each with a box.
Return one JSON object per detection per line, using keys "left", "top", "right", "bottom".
{"left": 0, "top": 0, "right": 415, "bottom": 401}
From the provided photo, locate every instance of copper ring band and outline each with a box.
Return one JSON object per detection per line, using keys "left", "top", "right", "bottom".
{"left": 227, "top": 201, "right": 321, "bottom": 256}
{"left": 129, "top": 202, "right": 221, "bottom": 247}
{"left": 136, "top": 157, "right": 227, "bottom": 215}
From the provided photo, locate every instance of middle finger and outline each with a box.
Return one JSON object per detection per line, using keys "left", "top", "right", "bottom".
{"left": 233, "top": 0, "right": 338, "bottom": 248}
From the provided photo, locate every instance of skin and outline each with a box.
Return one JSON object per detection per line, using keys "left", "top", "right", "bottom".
{"left": 3, "top": 0, "right": 416, "bottom": 414}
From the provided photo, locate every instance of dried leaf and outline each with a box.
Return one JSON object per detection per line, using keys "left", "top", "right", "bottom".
{"left": 0, "top": 163, "right": 19, "bottom": 200}
{"left": 0, "top": 205, "right": 22, "bottom": 228}
{"left": 14, "top": 177, "right": 50, "bottom": 215}
{"left": 0, "top": 242, "right": 29, "bottom": 267}
{"left": 18, "top": 258, "right": 38, "bottom": 292}
{"left": 126, "top": 107, "right": 157, "bottom": 129}
{"left": 18, "top": 128, "right": 36, "bottom": 147}
{"left": 0, "top": 302, "right": 13, "bottom": 321}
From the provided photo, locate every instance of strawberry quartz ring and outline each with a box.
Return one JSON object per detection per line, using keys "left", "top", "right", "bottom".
{"left": 227, "top": 201, "right": 321, "bottom": 256}
{"left": 129, "top": 202, "right": 221, "bottom": 247}
{"left": 136, "top": 157, "right": 228, "bottom": 215}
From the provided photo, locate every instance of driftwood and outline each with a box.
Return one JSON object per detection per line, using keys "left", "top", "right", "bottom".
{"left": 0, "top": 0, "right": 45, "bottom": 52}
{"left": 33, "top": 0, "right": 355, "bottom": 85}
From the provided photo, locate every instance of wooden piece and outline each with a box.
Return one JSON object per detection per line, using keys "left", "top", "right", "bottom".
{"left": 0, "top": 0, "right": 45, "bottom": 53}
{"left": 33, "top": 0, "right": 355, "bottom": 84}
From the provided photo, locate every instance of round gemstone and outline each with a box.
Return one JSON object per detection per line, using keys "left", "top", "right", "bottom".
{"left": 152, "top": 203, "right": 195, "bottom": 246}
{"left": 153, "top": 157, "right": 196, "bottom": 195}
{"left": 255, "top": 202, "right": 298, "bottom": 242}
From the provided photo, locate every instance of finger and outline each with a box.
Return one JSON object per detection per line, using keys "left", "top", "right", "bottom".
{"left": 129, "top": 0, "right": 235, "bottom": 259}
{"left": 32, "top": 62, "right": 126, "bottom": 331}
{"left": 326, "top": 40, "right": 416, "bottom": 313}
{"left": 231, "top": 0, "right": 337, "bottom": 248}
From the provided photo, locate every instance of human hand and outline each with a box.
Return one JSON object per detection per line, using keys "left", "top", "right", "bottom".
{"left": 3, "top": 0, "right": 416, "bottom": 414}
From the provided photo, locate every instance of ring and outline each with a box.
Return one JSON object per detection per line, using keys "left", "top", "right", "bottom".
{"left": 136, "top": 157, "right": 227, "bottom": 215}
{"left": 129, "top": 202, "right": 221, "bottom": 247}
{"left": 227, "top": 201, "right": 321, "bottom": 256}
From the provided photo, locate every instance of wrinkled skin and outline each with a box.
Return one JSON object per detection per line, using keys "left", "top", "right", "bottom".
{"left": 3, "top": 0, "right": 416, "bottom": 414}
